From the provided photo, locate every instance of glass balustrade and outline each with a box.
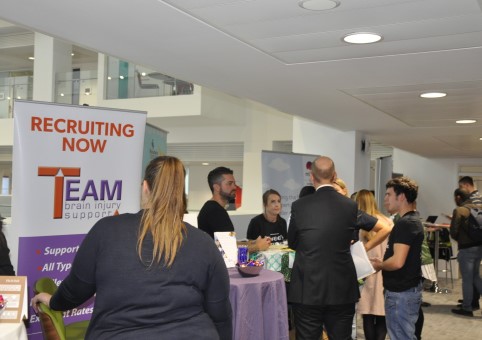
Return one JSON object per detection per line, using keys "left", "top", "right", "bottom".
{"left": 0, "top": 55, "right": 194, "bottom": 119}
{"left": 0, "top": 75, "right": 33, "bottom": 118}
{"left": 105, "top": 56, "right": 193, "bottom": 99}
{"left": 55, "top": 70, "right": 98, "bottom": 106}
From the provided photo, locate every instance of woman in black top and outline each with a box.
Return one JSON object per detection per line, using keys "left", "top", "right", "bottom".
{"left": 247, "top": 189, "right": 287, "bottom": 244}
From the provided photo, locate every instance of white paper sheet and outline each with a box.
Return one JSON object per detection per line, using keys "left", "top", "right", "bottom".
{"left": 214, "top": 232, "right": 238, "bottom": 268}
{"left": 350, "top": 241, "right": 376, "bottom": 280}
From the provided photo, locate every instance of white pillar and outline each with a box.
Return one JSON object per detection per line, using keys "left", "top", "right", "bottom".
{"left": 240, "top": 102, "right": 293, "bottom": 212}
{"left": 33, "top": 33, "right": 72, "bottom": 101}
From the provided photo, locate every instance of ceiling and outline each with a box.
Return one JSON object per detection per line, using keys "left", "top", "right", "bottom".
{"left": 2, "top": 0, "right": 482, "bottom": 159}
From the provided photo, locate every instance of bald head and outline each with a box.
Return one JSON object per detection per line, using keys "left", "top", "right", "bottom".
{"left": 311, "top": 156, "right": 336, "bottom": 185}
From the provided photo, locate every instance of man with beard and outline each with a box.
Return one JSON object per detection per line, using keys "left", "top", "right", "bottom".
{"left": 198, "top": 167, "right": 270, "bottom": 251}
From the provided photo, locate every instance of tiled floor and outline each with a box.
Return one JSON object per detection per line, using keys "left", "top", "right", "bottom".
{"left": 289, "top": 275, "right": 481, "bottom": 340}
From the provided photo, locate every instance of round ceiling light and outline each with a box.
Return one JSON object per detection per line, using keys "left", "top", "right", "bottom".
{"left": 299, "top": 0, "right": 340, "bottom": 11}
{"left": 343, "top": 32, "right": 382, "bottom": 44}
{"left": 420, "top": 92, "right": 447, "bottom": 99}
{"left": 456, "top": 119, "right": 476, "bottom": 124}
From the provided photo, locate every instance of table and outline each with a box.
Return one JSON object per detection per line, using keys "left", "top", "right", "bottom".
{"left": 228, "top": 268, "right": 289, "bottom": 340}
{"left": 424, "top": 222, "right": 451, "bottom": 293}
{"left": 0, "top": 322, "right": 28, "bottom": 340}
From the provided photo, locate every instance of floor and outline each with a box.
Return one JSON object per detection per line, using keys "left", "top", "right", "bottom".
{"left": 289, "top": 275, "right": 482, "bottom": 340}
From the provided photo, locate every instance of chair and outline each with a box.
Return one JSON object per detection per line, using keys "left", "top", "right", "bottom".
{"left": 438, "top": 245, "right": 454, "bottom": 288}
{"left": 428, "top": 228, "right": 454, "bottom": 288}
{"left": 34, "top": 277, "right": 90, "bottom": 340}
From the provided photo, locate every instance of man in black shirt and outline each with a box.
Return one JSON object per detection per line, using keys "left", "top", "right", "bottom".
{"left": 371, "top": 177, "right": 424, "bottom": 340}
{"left": 197, "top": 167, "right": 270, "bottom": 251}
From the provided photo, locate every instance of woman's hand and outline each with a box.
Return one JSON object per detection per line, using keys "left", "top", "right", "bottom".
{"left": 255, "top": 236, "right": 271, "bottom": 251}
{"left": 31, "top": 293, "right": 52, "bottom": 314}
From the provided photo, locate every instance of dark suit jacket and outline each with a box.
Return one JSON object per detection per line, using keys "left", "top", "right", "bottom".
{"left": 288, "top": 186, "right": 359, "bottom": 306}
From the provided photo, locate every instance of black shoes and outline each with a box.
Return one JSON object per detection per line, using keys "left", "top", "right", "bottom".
{"left": 456, "top": 303, "right": 480, "bottom": 310}
{"left": 451, "top": 308, "right": 474, "bottom": 317}
{"left": 456, "top": 299, "right": 480, "bottom": 310}
{"left": 421, "top": 301, "right": 431, "bottom": 307}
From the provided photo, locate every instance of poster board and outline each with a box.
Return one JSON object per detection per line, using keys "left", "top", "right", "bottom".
{"left": 0, "top": 276, "right": 27, "bottom": 323}
{"left": 11, "top": 100, "right": 146, "bottom": 337}
{"left": 261, "top": 151, "right": 318, "bottom": 221}
{"left": 214, "top": 232, "right": 237, "bottom": 268}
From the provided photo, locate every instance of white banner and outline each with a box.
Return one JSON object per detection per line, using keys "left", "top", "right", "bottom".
{"left": 261, "top": 151, "right": 318, "bottom": 221}
{"left": 11, "top": 100, "right": 146, "bottom": 337}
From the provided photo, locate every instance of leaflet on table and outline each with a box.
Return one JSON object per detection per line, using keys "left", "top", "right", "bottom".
{"left": 214, "top": 232, "right": 237, "bottom": 268}
{"left": 350, "top": 241, "right": 376, "bottom": 280}
{"left": 0, "top": 276, "right": 28, "bottom": 323}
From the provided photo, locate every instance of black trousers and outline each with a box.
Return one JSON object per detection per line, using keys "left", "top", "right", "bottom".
{"left": 292, "top": 303, "right": 355, "bottom": 340}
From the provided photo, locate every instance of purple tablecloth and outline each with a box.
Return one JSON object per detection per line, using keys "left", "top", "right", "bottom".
{"left": 228, "top": 268, "right": 289, "bottom": 340}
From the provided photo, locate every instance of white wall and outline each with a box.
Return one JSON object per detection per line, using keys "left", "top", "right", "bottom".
{"left": 241, "top": 101, "right": 293, "bottom": 212}
{"left": 390, "top": 148, "right": 482, "bottom": 279}
{"left": 0, "top": 118, "right": 13, "bottom": 146}
{"left": 292, "top": 117, "right": 371, "bottom": 194}
{"left": 392, "top": 148, "right": 473, "bottom": 219}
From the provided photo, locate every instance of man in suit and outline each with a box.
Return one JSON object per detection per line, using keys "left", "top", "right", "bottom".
{"left": 288, "top": 156, "right": 359, "bottom": 340}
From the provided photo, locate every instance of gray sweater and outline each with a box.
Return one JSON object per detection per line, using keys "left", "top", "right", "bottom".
{"left": 50, "top": 211, "right": 232, "bottom": 340}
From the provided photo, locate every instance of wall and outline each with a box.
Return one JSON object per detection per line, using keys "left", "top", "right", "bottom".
{"left": 241, "top": 101, "right": 293, "bottom": 212}
{"left": 392, "top": 149, "right": 482, "bottom": 279}
{"left": 391, "top": 148, "right": 479, "bottom": 219}
{"left": 292, "top": 117, "right": 371, "bottom": 194}
{"left": 0, "top": 118, "right": 13, "bottom": 146}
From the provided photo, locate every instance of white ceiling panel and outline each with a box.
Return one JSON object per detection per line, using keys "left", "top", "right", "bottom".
{"left": 2, "top": 0, "right": 482, "bottom": 158}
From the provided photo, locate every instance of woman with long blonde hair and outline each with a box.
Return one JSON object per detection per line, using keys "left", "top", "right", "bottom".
{"left": 356, "top": 189, "right": 393, "bottom": 340}
{"left": 32, "top": 156, "right": 232, "bottom": 339}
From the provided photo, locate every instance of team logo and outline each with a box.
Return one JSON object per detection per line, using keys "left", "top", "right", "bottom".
{"left": 38, "top": 166, "right": 122, "bottom": 220}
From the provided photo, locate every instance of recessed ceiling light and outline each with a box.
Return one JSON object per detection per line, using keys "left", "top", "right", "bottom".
{"left": 28, "top": 57, "right": 34, "bottom": 60}
{"left": 456, "top": 119, "right": 476, "bottom": 124}
{"left": 202, "top": 162, "right": 209, "bottom": 166}
{"left": 299, "top": 0, "right": 340, "bottom": 11}
{"left": 119, "top": 76, "right": 125, "bottom": 80}
{"left": 107, "top": 76, "right": 112, "bottom": 80}
{"left": 343, "top": 32, "right": 382, "bottom": 44}
{"left": 479, "top": 137, "right": 482, "bottom": 141}
{"left": 141, "top": 72, "right": 147, "bottom": 76}
{"left": 420, "top": 92, "right": 446, "bottom": 99}
{"left": 71, "top": 53, "right": 75, "bottom": 56}
{"left": 60, "top": 93, "right": 64, "bottom": 97}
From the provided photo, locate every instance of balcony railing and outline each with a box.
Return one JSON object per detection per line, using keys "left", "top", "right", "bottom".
{"left": 0, "top": 76, "right": 33, "bottom": 118}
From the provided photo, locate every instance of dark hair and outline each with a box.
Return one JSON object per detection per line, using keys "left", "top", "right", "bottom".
{"left": 386, "top": 176, "right": 418, "bottom": 203}
{"left": 207, "top": 167, "right": 233, "bottom": 193}
{"left": 298, "top": 185, "right": 315, "bottom": 198}
{"left": 454, "top": 188, "right": 471, "bottom": 202}
{"left": 458, "top": 176, "right": 474, "bottom": 186}
{"left": 262, "top": 189, "right": 281, "bottom": 206}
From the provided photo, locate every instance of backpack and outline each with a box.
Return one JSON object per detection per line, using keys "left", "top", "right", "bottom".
{"left": 466, "top": 206, "right": 482, "bottom": 242}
